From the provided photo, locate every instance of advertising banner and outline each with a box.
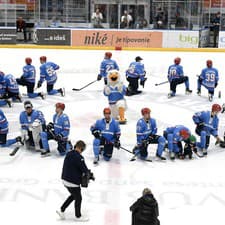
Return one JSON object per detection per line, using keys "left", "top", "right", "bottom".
{"left": 0, "top": 28, "right": 16, "bottom": 44}
{"left": 162, "top": 30, "right": 199, "bottom": 48}
{"left": 71, "top": 29, "right": 163, "bottom": 48}
{"left": 218, "top": 31, "right": 225, "bottom": 48}
{"left": 36, "top": 28, "right": 71, "bottom": 45}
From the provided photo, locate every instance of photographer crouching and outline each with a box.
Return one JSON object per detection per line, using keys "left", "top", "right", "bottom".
{"left": 56, "top": 140, "right": 95, "bottom": 222}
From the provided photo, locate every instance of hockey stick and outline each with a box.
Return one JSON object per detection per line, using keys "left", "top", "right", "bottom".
{"left": 155, "top": 81, "right": 169, "bottom": 86}
{"left": 120, "top": 146, "right": 134, "bottom": 155}
{"left": 72, "top": 80, "right": 98, "bottom": 91}
{"left": 9, "top": 146, "right": 20, "bottom": 156}
{"left": 192, "top": 149, "right": 204, "bottom": 158}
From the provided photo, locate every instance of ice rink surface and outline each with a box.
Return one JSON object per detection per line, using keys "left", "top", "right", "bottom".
{"left": 0, "top": 48, "right": 225, "bottom": 225}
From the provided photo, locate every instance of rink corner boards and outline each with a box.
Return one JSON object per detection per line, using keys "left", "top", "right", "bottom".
{"left": 1, "top": 44, "right": 225, "bottom": 53}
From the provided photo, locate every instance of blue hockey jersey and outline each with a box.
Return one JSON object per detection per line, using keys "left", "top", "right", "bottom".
{"left": 22, "top": 64, "right": 36, "bottom": 83}
{"left": 103, "top": 84, "right": 126, "bottom": 104}
{"left": 126, "top": 61, "right": 145, "bottom": 80}
{"left": 136, "top": 118, "right": 157, "bottom": 144}
{"left": 20, "top": 109, "right": 46, "bottom": 131}
{"left": 90, "top": 118, "right": 121, "bottom": 142}
{"left": 4, "top": 74, "right": 19, "bottom": 93}
{"left": 99, "top": 59, "right": 119, "bottom": 78}
{"left": 0, "top": 109, "right": 9, "bottom": 134}
{"left": 167, "top": 64, "right": 184, "bottom": 82}
{"left": 192, "top": 110, "right": 219, "bottom": 136}
{"left": 165, "top": 125, "right": 190, "bottom": 143}
{"left": 200, "top": 67, "right": 219, "bottom": 88}
{"left": 53, "top": 113, "right": 70, "bottom": 139}
{"left": 39, "top": 61, "right": 59, "bottom": 85}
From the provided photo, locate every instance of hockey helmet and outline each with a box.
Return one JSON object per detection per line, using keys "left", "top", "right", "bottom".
{"left": 180, "top": 129, "right": 190, "bottom": 139}
{"left": 105, "top": 52, "right": 112, "bottom": 59}
{"left": 188, "top": 135, "right": 196, "bottom": 143}
{"left": 141, "top": 107, "right": 151, "bottom": 115}
{"left": 103, "top": 107, "right": 111, "bottom": 114}
{"left": 135, "top": 56, "right": 143, "bottom": 62}
{"left": 174, "top": 57, "right": 181, "bottom": 65}
{"left": 212, "top": 104, "right": 221, "bottom": 112}
{"left": 55, "top": 102, "right": 65, "bottom": 110}
{"left": 25, "top": 57, "right": 32, "bottom": 65}
{"left": 206, "top": 60, "right": 213, "bottom": 68}
{"left": 40, "top": 56, "right": 47, "bottom": 62}
{"left": 24, "top": 100, "right": 33, "bottom": 109}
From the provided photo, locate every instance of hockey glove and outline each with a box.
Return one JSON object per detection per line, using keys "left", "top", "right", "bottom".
{"left": 37, "top": 81, "right": 42, "bottom": 88}
{"left": 55, "top": 134, "right": 63, "bottom": 141}
{"left": 47, "top": 122, "right": 54, "bottom": 131}
{"left": 140, "top": 78, "right": 147, "bottom": 88}
{"left": 97, "top": 74, "right": 102, "bottom": 81}
{"left": 141, "top": 139, "right": 149, "bottom": 148}
{"left": 196, "top": 123, "right": 204, "bottom": 131}
{"left": 92, "top": 129, "right": 101, "bottom": 139}
{"left": 114, "top": 140, "right": 121, "bottom": 149}
{"left": 215, "top": 83, "right": 218, "bottom": 88}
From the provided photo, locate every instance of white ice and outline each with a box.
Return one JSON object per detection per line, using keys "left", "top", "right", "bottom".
{"left": 0, "top": 48, "right": 225, "bottom": 225}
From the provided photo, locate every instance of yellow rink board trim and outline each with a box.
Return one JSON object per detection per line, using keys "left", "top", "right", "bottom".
{"left": 0, "top": 44, "right": 225, "bottom": 53}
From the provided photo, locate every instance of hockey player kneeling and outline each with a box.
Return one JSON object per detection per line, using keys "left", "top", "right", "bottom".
{"left": 40, "top": 102, "right": 70, "bottom": 157}
{"left": 133, "top": 108, "right": 166, "bottom": 161}
{"left": 19, "top": 100, "right": 46, "bottom": 151}
{"left": 104, "top": 70, "right": 127, "bottom": 124}
{"left": 90, "top": 108, "right": 121, "bottom": 164}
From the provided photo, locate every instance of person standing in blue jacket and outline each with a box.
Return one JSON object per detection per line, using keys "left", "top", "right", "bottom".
{"left": 16, "top": 57, "right": 45, "bottom": 99}
{"left": 40, "top": 102, "right": 70, "bottom": 156}
{"left": 192, "top": 103, "right": 221, "bottom": 156}
{"left": 163, "top": 125, "right": 191, "bottom": 160}
{"left": 0, "top": 109, "right": 23, "bottom": 147}
{"left": 97, "top": 52, "right": 119, "bottom": 85}
{"left": 90, "top": 107, "right": 121, "bottom": 164}
{"left": 37, "top": 56, "right": 65, "bottom": 96}
{"left": 126, "top": 56, "right": 147, "bottom": 96}
{"left": 197, "top": 60, "right": 219, "bottom": 101}
{"left": 133, "top": 107, "right": 166, "bottom": 161}
{"left": 167, "top": 57, "right": 192, "bottom": 98}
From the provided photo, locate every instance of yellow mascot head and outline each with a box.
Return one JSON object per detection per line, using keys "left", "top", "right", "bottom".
{"left": 107, "top": 70, "right": 120, "bottom": 86}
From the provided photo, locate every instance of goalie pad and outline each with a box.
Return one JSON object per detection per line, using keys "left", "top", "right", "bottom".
{"left": 31, "top": 119, "right": 43, "bottom": 151}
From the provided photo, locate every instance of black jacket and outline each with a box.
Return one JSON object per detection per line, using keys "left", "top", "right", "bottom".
{"left": 130, "top": 194, "right": 160, "bottom": 225}
{"left": 61, "top": 150, "right": 88, "bottom": 185}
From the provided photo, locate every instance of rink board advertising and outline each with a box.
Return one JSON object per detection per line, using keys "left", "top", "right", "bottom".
{"left": 0, "top": 28, "right": 16, "bottom": 44}
{"left": 36, "top": 29, "right": 71, "bottom": 45}
{"left": 71, "top": 30, "right": 163, "bottom": 48}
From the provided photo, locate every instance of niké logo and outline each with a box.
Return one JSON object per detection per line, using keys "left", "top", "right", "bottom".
{"left": 84, "top": 32, "right": 108, "bottom": 45}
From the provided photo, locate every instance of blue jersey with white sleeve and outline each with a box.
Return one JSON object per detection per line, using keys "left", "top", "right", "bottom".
{"left": 20, "top": 109, "right": 46, "bottom": 131}
{"left": 100, "top": 59, "right": 119, "bottom": 79}
{"left": 53, "top": 113, "right": 70, "bottom": 140}
{"left": 192, "top": 110, "right": 219, "bottom": 136}
{"left": 136, "top": 118, "right": 157, "bottom": 144}
{"left": 22, "top": 64, "right": 36, "bottom": 83}
{"left": 0, "top": 109, "right": 9, "bottom": 134}
{"left": 165, "top": 125, "right": 190, "bottom": 143}
{"left": 103, "top": 84, "right": 126, "bottom": 104}
{"left": 126, "top": 61, "right": 145, "bottom": 80}
{"left": 39, "top": 61, "right": 59, "bottom": 85}
{"left": 4, "top": 74, "right": 19, "bottom": 93}
{"left": 90, "top": 118, "right": 121, "bottom": 143}
{"left": 167, "top": 64, "right": 184, "bottom": 82}
{"left": 200, "top": 67, "right": 219, "bottom": 88}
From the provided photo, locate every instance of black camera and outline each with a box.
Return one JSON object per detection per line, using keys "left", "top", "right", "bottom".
{"left": 81, "top": 170, "right": 95, "bottom": 188}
